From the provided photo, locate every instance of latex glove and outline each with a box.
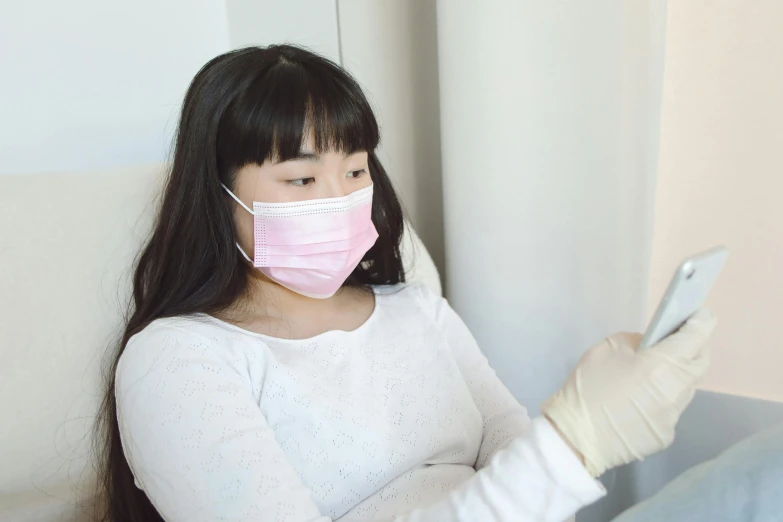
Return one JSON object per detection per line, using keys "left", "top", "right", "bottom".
{"left": 541, "top": 307, "right": 717, "bottom": 478}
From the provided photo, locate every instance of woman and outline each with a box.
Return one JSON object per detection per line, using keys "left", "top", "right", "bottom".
{"left": 96, "top": 44, "right": 716, "bottom": 522}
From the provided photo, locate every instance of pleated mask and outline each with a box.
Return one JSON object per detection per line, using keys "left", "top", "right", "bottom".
{"left": 221, "top": 183, "right": 378, "bottom": 298}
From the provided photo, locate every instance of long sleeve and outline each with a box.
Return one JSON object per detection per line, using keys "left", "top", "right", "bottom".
{"left": 429, "top": 288, "right": 533, "bottom": 469}
{"left": 390, "top": 284, "right": 606, "bottom": 521}
{"left": 115, "top": 322, "right": 331, "bottom": 522}
{"left": 394, "top": 417, "right": 605, "bottom": 521}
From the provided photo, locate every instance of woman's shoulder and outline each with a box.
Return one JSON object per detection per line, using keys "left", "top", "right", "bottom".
{"left": 117, "top": 314, "right": 254, "bottom": 386}
{"left": 124, "top": 314, "right": 231, "bottom": 351}
{"left": 372, "top": 281, "right": 446, "bottom": 317}
{"left": 372, "top": 280, "right": 438, "bottom": 298}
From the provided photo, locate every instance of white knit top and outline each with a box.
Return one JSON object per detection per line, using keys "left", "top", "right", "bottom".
{"left": 115, "top": 283, "right": 605, "bottom": 521}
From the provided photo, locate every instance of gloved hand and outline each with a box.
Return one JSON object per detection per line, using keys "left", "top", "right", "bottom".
{"left": 541, "top": 307, "right": 718, "bottom": 477}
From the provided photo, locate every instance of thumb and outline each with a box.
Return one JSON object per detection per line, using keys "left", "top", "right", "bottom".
{"left": 651, "top": 307, "right": 717, "bottom": 360}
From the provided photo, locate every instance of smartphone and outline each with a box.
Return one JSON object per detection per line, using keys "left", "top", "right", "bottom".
{"left": 638, "top": 245, "right": 729, "bottom": 349}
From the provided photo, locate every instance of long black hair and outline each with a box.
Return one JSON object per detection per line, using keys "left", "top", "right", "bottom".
{"left": 93, "top": 44, "right": 406, "bottom": 522}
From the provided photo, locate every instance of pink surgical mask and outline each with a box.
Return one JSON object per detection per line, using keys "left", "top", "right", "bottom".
{"left": 221, "top": 183, "right": 379, "bottom": 299}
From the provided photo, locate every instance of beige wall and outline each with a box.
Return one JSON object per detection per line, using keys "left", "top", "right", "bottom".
{"left": 650, "top": 0, "right": 783, "bottom": 401}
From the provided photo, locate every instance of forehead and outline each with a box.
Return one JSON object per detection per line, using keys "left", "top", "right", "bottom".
{"left": 287, "top": 128, "right": 368, "bottom": 158}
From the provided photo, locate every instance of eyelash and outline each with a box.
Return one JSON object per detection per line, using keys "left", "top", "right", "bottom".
{"left": 286, "top": 169, "right": 367, "bottom": 187}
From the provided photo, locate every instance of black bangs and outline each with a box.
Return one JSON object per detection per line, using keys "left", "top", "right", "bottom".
{"left": 216, "top": 46, "right": 380, "bottom": 177}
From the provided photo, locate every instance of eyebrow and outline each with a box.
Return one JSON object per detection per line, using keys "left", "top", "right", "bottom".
{"left": 273, "top": 150, "right": 364, "bottom": 165}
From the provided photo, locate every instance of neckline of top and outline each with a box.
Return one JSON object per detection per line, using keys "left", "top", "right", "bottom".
{"left": 198, "top": 285, "right": 386, "bottom": 343}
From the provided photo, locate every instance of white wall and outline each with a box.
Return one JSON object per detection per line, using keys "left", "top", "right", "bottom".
{"left": 650, "top": 0, "right": 783, "bottom": 402}
{"left": 0, "top": 0, "right": 230, "bottom": 174}
{"left": 0, "top": 0, "right": 341, "bottom": 177}
{"left": 337, "top": 0, "right": 445, "bottom": 278}
{"left": 226, "top": 0, "right": 340, "bottom": 62}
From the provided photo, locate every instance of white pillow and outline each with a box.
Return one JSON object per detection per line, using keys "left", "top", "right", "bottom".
{"left": 612, "top": 422, "right": 783, "bottom": 522}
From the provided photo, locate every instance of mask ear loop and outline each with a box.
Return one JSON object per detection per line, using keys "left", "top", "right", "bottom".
{"left": 221, "top": 183, "right": 255, "bottom": 214}
{"left": 220, "top": 183, "right": 255, "bottom": 264}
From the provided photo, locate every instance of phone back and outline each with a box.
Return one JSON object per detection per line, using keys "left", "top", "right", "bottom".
{"left": 640, "top": 246, "right": 729, "bottom": 348}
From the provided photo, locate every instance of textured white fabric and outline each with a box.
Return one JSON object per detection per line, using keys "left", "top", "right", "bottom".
{"left": 116, "top": 283, "right": 605, "bottom": 521}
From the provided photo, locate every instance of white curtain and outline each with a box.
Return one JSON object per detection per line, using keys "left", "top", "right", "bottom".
{"left": 435, "top": 0, "right": 667, "bottom": 419}
{"left": 433, "top": 2, "right": 668, "bottom": 520}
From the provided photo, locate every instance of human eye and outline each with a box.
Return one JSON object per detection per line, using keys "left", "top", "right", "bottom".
{"left": 347, "top": 168, "right": 367, "bottom": 179}
{"left": 286, "top": 177, "right": 315, "bottom": 187}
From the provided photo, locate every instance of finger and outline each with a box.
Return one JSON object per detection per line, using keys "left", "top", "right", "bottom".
{"left": 607, "top": 331, "right": 643, "bottom": 353}
{"left": 651, "top": 307, "right": 717, "bottom": 360}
